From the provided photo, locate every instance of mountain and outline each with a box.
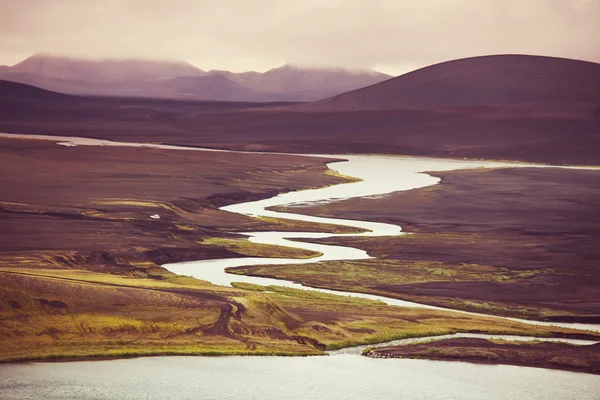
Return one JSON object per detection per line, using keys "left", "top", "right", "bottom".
{"left": 150, "top": 75, "right": 266, "bottom": 101}
{"left": 210, "top": 64, "right": 392, "bottom": 101}
{"left": 299, "top": 55, "right": 600, "bottom": 111}
{"left": 0, "top": 55, "right": 391, "bottom": 102}
{"left": 9, "top": 54, "right": 205, "bottom": 82}
{"left": 0, "top": 70, "right": 269, "bottom": 101}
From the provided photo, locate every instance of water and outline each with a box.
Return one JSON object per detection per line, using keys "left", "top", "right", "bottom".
{"left": 330, "top": 333, "right": 598, "bottom": 355}
{"left": 1, "top": 356, "right": 599, "bottom": 400}
{"left": 165, "top": 155, "right": 600, "bottom": 333}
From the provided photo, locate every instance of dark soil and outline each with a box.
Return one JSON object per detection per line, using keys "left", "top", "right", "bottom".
{"left": 0, "top": 137, "right": 345, "bottom": 275}
{"left": 269, "top": 168, "right": 600, "bottom": 320}
{"left": 364, "top": 338, "right": 600, "bottom": 375}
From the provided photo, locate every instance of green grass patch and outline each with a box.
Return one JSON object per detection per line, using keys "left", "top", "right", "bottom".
{"left": 201, "top": 237, "right": 322, "bottom": 259}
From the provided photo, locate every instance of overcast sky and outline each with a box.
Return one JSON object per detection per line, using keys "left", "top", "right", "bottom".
{"left": 1, "top": 0, "right": 599, "bottom": 75}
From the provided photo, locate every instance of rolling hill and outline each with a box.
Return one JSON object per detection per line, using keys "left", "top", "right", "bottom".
{"left": 299, "top": 54, "right": 600, "bottom": 111}
{"left": 0, "top": 79, "right": 73, "bottom": 101}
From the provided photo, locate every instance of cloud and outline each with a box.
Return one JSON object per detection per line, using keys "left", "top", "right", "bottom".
{"left": 1, "top": 0, "right": 598, "bottom": 75}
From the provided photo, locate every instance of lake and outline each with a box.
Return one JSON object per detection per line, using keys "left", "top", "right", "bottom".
{"left": 1, "top": 355, "right": 599, "bottom": 400}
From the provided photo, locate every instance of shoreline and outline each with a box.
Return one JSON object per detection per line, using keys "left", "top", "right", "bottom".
{"left": 5, "top": 332, "right": 598, "bottom": 365}
{"left": 364, "top": 338, "right": 600, "bottom": 375}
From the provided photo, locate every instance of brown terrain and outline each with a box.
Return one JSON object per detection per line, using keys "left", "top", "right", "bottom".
{"left": 0, "top": 137, "right": 351, "bottom": 273}
{"left": 234, "top": 167, "right": 600, "bottom": 321}
{"left": 299, "top": 54, "right": 600, "bottom": 111}
{"left": 4, "top": 137, "right": 590, "bottom": 362}
{"left": 364, "top": 338, "right": 600, "bottom": 375}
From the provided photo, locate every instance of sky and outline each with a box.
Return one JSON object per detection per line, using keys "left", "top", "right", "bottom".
{"left": 1, "top": 0, "right": 599, "bottom": 76}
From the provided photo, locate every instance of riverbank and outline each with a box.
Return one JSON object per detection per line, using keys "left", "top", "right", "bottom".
{"left": 364, "top": 338, "right": 600, "bottom": 375}
{"left": 0, "top": 136, "right": 357, "bottom": 361}
{"left": 8, "top": 265, "right": 595, "bottom": 363}
{"left": 0, "top": 136, "right": 354, "bottom": 273}
{"left": 3, "top": 136, "right": 599, "bottom": 363}
{"left": 247, "top": 167, "right": 600, "bottom": 322}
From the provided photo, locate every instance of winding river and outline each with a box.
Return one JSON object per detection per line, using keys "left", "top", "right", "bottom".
{"left": 1, "top": 132, "right": 599, "bottom": 399}
{"left": 3, "top": 132, "right": 599, "bottom": 334}
{"left": 164, "top": 154, "right": 600, "bottom": 333}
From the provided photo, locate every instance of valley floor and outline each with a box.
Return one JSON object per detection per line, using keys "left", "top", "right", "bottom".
{"left": 1, "top": 136, "right": 599, "bottom": 363}
{"left": 5, "top": 137, "right": 595, "bottom": 362}
{"left": 235, "top": 167, "right": 600, "bottom": 321}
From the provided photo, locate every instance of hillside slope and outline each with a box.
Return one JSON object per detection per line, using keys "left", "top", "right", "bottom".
{"left": 0, "top": 79, "right": 73, "bottom": 101}
{"left": 300, "top": 55, "right": 600, "bottom": 111}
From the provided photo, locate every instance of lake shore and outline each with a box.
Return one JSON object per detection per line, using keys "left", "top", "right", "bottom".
{"left": 364, "top": 338, "right": 600, "bottom": 375}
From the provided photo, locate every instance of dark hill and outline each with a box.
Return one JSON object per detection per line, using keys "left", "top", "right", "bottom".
{"left": 0, "top": 79, "right": 289, "bottom": 122}
{"left": 300, "top": 55, "right": 600, "bottom": 111}
{"left": 0, "top": 79, "right": 73, "bottom": 101}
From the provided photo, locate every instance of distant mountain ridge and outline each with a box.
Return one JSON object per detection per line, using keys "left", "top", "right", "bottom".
{"left": 296, "top": 54, "right": 600, "bottom": 111}
{"left": 9, "top": 54, "right": 206, "bottom": 82}
{"left": 0, "top": 54, "right": 391, "bottom": 101}
{"left": 212, "top": 64, "right": 390, "bottom": 95}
